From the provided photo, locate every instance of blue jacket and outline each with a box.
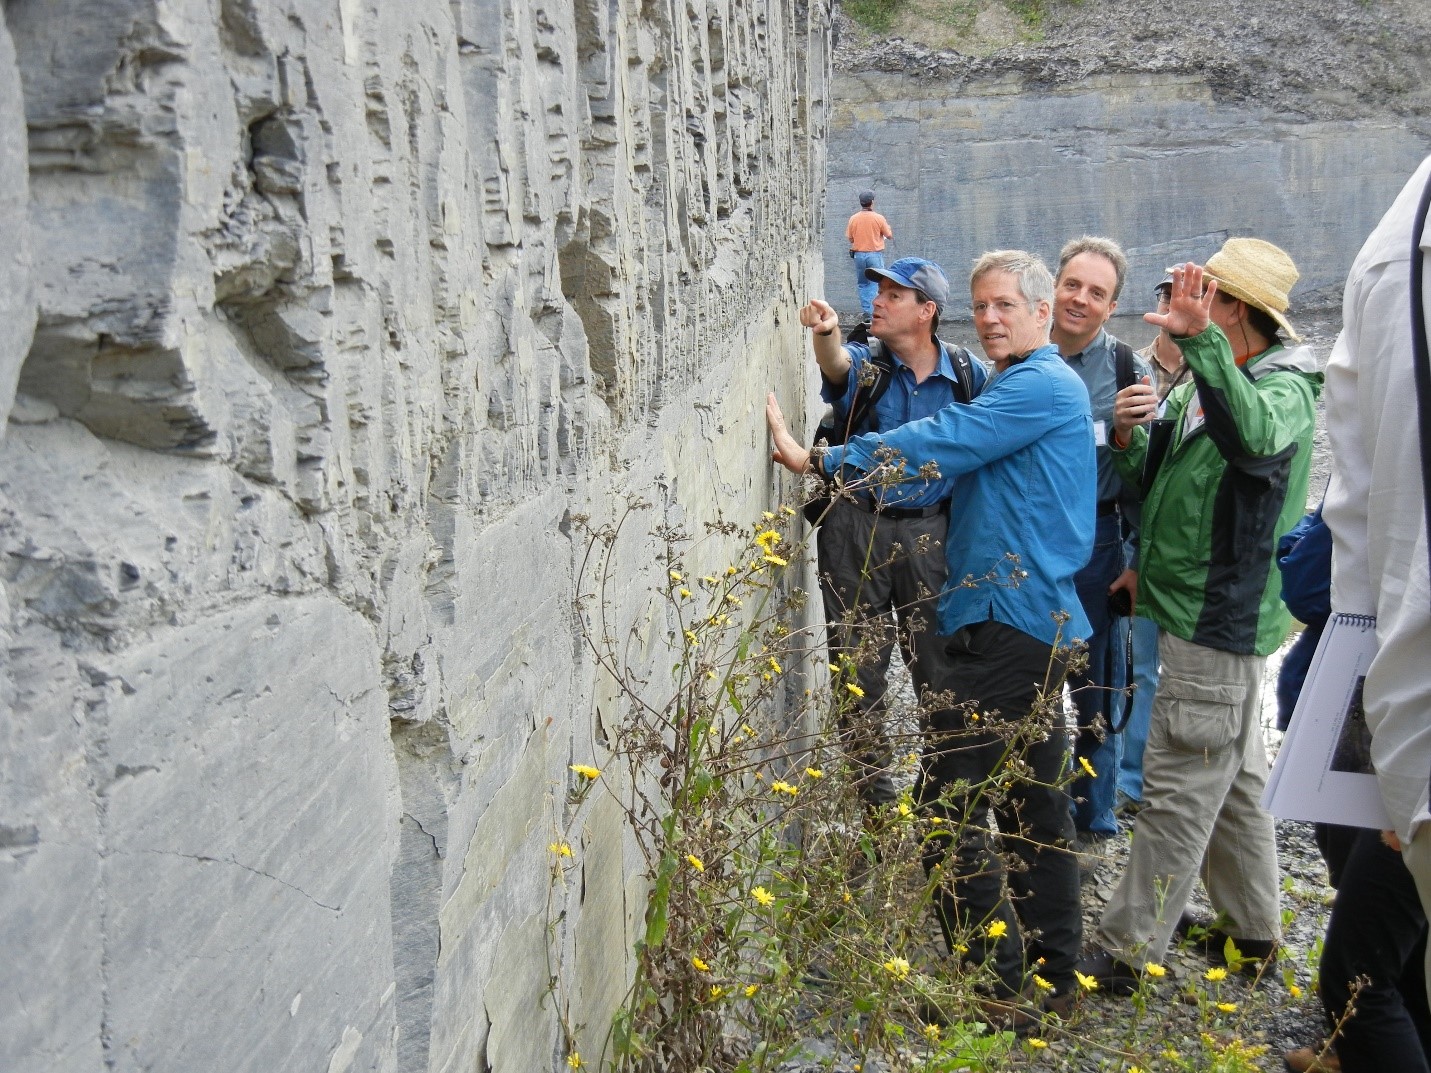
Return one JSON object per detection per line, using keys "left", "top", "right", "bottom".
{"left": 822, "top": 343, "right": 1096, "bottom": 647}
{"left": 1275, "top": 503, "right": 1332, "bottom": 730}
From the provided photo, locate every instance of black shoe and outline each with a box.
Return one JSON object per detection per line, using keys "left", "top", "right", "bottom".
{"left": 1175, "top": 910, "right": 1278, "bottom": 971}
{"left": 1074, "top": 946, "right": 1142, "bottom": 996}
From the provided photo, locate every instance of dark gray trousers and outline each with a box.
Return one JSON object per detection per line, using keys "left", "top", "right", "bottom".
{"left": 816, "top": 497, "right": 948, "bottom": 806}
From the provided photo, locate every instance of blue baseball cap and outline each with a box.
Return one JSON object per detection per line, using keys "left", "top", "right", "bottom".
{"left": 864, "top": 257, "right": 950, "bottom": 310}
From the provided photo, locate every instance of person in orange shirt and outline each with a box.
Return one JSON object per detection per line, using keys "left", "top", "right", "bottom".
{"left": 846, "top": 190, "right": 893, "bottom": 322}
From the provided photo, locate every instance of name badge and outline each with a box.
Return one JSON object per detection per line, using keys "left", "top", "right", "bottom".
{"left": 1093, "top": 420, "right": 1108, "bottom": 447}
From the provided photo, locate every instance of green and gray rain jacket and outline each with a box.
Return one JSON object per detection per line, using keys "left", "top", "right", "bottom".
{"left": 1112, "top": 324, "right": 1323, "bottom": 657}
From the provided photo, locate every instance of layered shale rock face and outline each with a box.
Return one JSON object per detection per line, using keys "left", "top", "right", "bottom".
{"left": 824, "top": 71, "right": 1431, "bottom": 318}
{"left": 0, "top": 3, "right": 830, "bottom": 1071}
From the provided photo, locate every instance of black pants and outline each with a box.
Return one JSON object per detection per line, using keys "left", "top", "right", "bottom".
{"left": 1320, "top": 828, "right": 1431, "bottom": 1072}
{"left": 915, "top": 620, "right": 1081, "bottom": 996}
{"left": 817, "top": 498, "right": 948, "bottom": 807}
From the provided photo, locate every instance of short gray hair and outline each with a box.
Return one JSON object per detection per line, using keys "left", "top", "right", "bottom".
{"left": 1056, "top": 235, "right": 1129, "bottom": 301}
{"left": 970, "top": 250, "right": 1055, "bottom": 309}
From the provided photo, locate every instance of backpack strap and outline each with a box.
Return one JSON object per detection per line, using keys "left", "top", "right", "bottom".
{"left": 844, "top": 338, "right": 896, "bottom": 438}
{"left": 1412, "top": 164, "right": 1431, "bottom": 614}
{"left": 937, "top": 337, "right": 978, "bottom": 404}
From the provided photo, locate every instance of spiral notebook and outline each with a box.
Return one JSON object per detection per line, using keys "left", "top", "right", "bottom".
{"left": 1262, "top": 613, "right": 1392, "bottom": 830}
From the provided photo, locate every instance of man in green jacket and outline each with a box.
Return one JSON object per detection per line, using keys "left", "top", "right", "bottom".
{"left": 1076, "top": 239, "right": 1323, "bottom": 990}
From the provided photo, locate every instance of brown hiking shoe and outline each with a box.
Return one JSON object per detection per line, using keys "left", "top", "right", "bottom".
{"left": 1283, "top": 1043, "right": 1340, "bottom": 1072}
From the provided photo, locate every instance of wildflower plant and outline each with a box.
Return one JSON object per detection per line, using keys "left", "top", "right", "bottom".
{"left": 547, "top": 483, "right": 1313, "bottom": 1073}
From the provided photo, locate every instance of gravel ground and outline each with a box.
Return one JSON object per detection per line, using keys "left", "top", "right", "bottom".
{"left": 834, "top": 0, "right": 1431, "bottom": 135}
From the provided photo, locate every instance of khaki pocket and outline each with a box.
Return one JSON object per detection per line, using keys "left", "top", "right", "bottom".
{"left": 1158, "top": 674, "right": 1247, "bottom": 754}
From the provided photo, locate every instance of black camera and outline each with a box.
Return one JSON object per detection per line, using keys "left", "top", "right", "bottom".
{"left": 1107, "top": 588, "right": 1133, "bottom": 618}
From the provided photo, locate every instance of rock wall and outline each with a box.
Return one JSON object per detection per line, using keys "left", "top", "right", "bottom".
{"left": 824, "top": 70, "right": 1431, "bottom": 318}
{"left": 0, "top": 2, "right": 831, "bottom": 1072}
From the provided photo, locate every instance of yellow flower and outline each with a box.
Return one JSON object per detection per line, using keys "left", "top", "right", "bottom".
{"left": 679, "top": 588, "right": 692, "bottom": 599}
{"left": 770, "top": 780, "right": 799, "bottom": 797}
{"left": 1032, "top": 975, "right": 1054, "bottom": 992}
{"left": 741, "top": 724, "right": 756, "bottom": 739}
{"left": 882, "top": 956, "right": 911, "bottom": 980}
{"left": 762, "top": 511, "right": 776, "bottom": 521}
{"left": 683, "top": 630, "right": 699, "bottom": 646}
{"left": 763, "top": 554, "right": 788, "bottom": 567}
{"left": 986, "top": 920, "right": 1008, "bottom": 939}
{"left": 567, "top": 1054, "right": 583, "bottom": 1069}
{"left": 708, "top": 985, "right": 725, "bottom": 1000}
{"left": 692, "top": 956, "right": 710, "bottom": 972}
{"left": 1027, "top": 1039, "right": 1049, "bottom": 1050}
{"left": 703, "top": 575, "right": 719, "bottom": 585}
{"left": 726, "top": 565, "right": 738, "bottom": 576}
{"left": 969, "top": 711, "right": 980, "bottom": 722}
{"left": 744, "top": 984, "right": 759, "bottom": 997}
{"left": 805, "top": 767, "right": 824, "bottom": 779}
{"left": 1075, "top": 971, "right": 1099, "bottom": 991}
{"left": 929, "top": 816, "right": 944, "bottom": 826}
{"left": 570, "top": 764, "right": 601, "bottom": 779}
{"left": 954, "top": 943, "right": 969, "bottom": 954}
{"left": 780, "top": 505, "right": 795, "bottom": 516}
{"left": 1144, "top": 962, "right": 1166, "bottom": 977}
{"left": 846, "top": 682, "right": 865, "bottom": 698}
{"left": 685, "top": 854, "right": 705, "bottom": 872}
{"left": 1078, "top": 755, "right": 1097, "bottom": 778}
{"left": 1162, "top": 1047, "right": 1182, "bottom": 1060}
{"left": 668, "top": 570, "right": 683, "bottom": 583}
{"left": 755, "top": 530, "right": 781, "bottom": 553}
{"left": 842, "top": 890, "right": 852, "bottom": 903}
{"left": 1127, "top": 1067, "right": 1141, "bottom": 1073}
{"left": 1289, "top": 984, "right": 1303, "bottom": 999}
{"left": 768, "top": 656, "right": 782, "bottom": 674}
{"left": 751, "top": 886, "right": 775, "bottom": 907}
{"left": 898, "top": 803, "right": 912, "bottom": 818}
{"left": 549, "top": 842, "right": 573, "bottom": 858}
{"left": 922, "top": 1023, "right": 941, "bottom": 1042}
{"left": 1205, "top": 967, "right": 1228, "bottom": 982}
{"left": 1217, "top": 1001, "right": 1238, "bottom": 1012}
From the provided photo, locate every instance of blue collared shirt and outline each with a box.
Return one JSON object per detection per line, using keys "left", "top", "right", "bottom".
{"left": 821, "top": 339, "right": 989, "bottom": 508}
{"left": 1061, "top": 329, "right": 1151, "bottom": 506}
{"left": 822, "top": 343, "right": 1096, "bottom": 647}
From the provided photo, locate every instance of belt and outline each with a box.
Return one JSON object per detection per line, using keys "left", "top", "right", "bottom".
{"left": 849, "top": 494, "right": 948, "bottom": 520}
{"left": 1096, "top": 500, "right": 1121, "bottom": 517}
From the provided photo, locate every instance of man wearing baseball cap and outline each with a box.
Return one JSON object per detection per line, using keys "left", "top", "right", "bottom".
{"left": 846, "top": 190, "right": 894, "bottom": 323}
{"left": 1078, "top": 238, "right": 1322, "bottom": 992}
{"left": 795, "top": 257, "right": 987, "bottom": 810}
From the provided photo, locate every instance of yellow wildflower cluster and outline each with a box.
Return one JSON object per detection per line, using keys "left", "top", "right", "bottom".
{"left": 685, "top": 854, "right": 704, "bottom": 872}
{"left": 770, "top": 781, "right": 798, "bottom": 797}
{"left": 549, "top": 842, "right": 573, "bottom": 859}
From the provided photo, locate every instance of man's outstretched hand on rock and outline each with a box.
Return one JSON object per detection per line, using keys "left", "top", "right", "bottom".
{"left": 766, "top": 393, "right": 812, "bottom": 474}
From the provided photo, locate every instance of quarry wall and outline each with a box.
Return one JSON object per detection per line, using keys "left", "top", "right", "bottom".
{"left": 823, "top": 70, "right": 1431, "bottom": 319}
{"left": 0, "top": 2, "right": 831, "bottom": 1071}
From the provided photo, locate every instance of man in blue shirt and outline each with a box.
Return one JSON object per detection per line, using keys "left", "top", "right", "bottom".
{"left": 1050, "top": 236, "right": 1150, "bottom": 869}
{"left": 768, "top": 249, "right": 1096, "bottom": 1013}
{"left": 801, "top": 257, "right": 988, "bottom": 807}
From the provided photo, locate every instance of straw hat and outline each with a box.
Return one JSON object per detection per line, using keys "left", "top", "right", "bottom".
{"left": 1201, "top": 237, "right": 1301, "bottom": 341}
